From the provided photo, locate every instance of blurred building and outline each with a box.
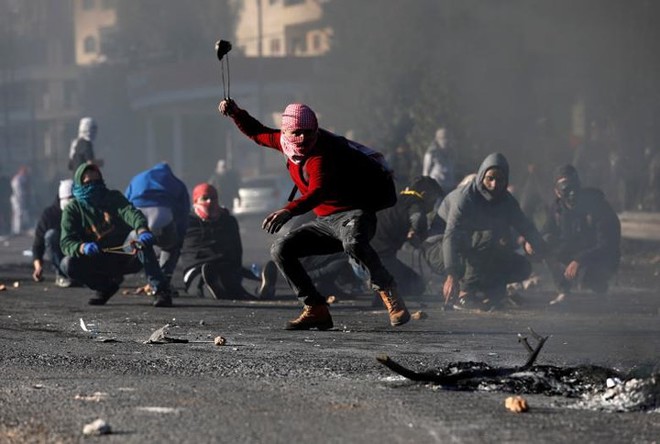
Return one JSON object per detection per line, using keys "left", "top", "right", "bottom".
{"left": 234, "top": 0, "right": 332, "bottom": 57}
{"left": 73, "top": 0, "right": 118, "bottom": 66}
{"left": 0, "top": 0, "right": 79, "bottom": 204}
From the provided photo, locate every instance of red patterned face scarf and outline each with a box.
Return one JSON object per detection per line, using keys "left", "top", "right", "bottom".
{"left": 192, "top": 183, "right": 221, "bottom": 221}
{"left": 280, "top": 103, "right": 319, "bottom": 164}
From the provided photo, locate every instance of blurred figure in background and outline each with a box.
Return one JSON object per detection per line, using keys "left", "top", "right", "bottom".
{"left": 370, "top": 176, "right": 443, "bottom": 299}
{"left": 423, "top": 127, "right": 456, "bottom": 193}
{"left": 643, "top": 147, "right": 660, "bottom": 210}
{"left": 180, "top": 183, "right": 277, "bottom": 300}
{"left": 68, "top": 117, "right": 103, "bottom": 172}
{"left": 10, "top": 165, "right": 31, "bottom": 235}
{"left": 386, "top": 144, "right": 420, "bottom": 192}
{"left": 0, "top": 172, "right": 11, "bottom": 235}
{"left": 125, "top": 162, "right": 190, "bottom": 289}
{"left": 32, "top": 179, "right": 74, "bottom": 287}
{"left": 208, "top": 159, "right": 240, "bottom": 209}
{"left": 538, "top": 165, "right": 621, "bottom": 305}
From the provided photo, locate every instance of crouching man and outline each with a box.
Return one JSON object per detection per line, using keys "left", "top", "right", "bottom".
{"left": 219, "top": 99, "right": 410, "bottom": 329}
{"left": 60, "top": 163, "right": 173, "bottom": 307}
{"left": 432, "top": 153, "right": 546, "bottom": 310}
{"left": 537, "top": 164, "right": 621, "bottom": 304}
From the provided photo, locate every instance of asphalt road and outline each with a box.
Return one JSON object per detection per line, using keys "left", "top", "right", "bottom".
{"left": 1, "top": 218, "right": 659, "bottom": 443}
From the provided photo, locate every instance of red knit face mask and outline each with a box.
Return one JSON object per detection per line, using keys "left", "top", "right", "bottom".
{"left": 192, "top": 183, "right": 221, "bottom": 220}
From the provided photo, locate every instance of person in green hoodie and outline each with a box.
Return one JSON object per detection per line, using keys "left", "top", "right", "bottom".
{"left": 60, "top": 163, "right": 173, "bottom": 307}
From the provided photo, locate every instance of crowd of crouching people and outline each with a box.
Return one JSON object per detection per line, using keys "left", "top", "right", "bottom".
{"left": 29, "top": 153, "right": 621, "bottom": 313}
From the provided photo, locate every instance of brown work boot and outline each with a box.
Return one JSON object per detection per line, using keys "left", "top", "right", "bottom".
{"left": 378, "top": 288, "right": 410, "bottom": 326}
{"left": 285, "top": 304, "right": 334, "bottom": 331}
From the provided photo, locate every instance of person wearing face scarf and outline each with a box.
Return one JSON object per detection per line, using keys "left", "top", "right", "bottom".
{"left": 433, "top": 153, "right": 547, "bottom": 311}
{"left": 59, "top": 163, "right": 173, "bottom": 307}
{"left": 68, "top": 117, "right": 104, "bottom": 171}
{"left": 31, "top": 179, "right": 75, "bottom": 287}
{"left": 219, "top": 99, "right": 410, "bottom": 330}
{"left": 535, "top": 164, "right": 621, "bottom": 305}
{"left": 179, "top": 183, "right": 278, "bottom": 300}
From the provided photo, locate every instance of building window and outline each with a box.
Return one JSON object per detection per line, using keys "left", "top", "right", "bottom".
{"left": 64, "top": 80, "right": 78, "bottom": 109}
{"left": 84, "top": 36, "right": 97, "bottom": 54}
{"left": 82, "top": 0, "right": 95, "bottom": 10}
{"left": 289, "top": 37, "right": 306, "bottom": 55}
{"left": 270, "top": 38, "right": 281, "bottom": 55}
{"left": 312, "top": 34, "right": 322, "bottom": 51}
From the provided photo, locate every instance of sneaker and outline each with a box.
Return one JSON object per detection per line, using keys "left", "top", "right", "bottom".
{"left": 257, "top": 261, "right": 278, "bottom": 299}
{"left": 377, "top": 288, "right": 411, "bottom": 326}
{"left": 88, "top": 283, "right": 120, "bottom": 306}
{"left": 153, "top": 289, "right": 173, "bottom": 307}
{"left": 285, "top": 304, "right": 334, "bottom": 330}
{"left": 452, "top": 293, "right": 489, "bottom": 311}
{"left": 54, "top": 275, "right": 72, "bottom": 288}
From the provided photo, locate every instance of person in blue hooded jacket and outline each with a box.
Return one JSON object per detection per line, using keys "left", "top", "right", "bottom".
{"left": 432, "top": 152, "right": 547, "bottom": 310}
{"left": 125, "top": 162, "right": 190, "bottom": 288}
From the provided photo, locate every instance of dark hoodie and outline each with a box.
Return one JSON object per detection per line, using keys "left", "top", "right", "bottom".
{"left": 438, "top": 153, "right": 545, "bottom": 277}
{"left": 542, "top": 166, "right": 621, "bottom": 267}
{"left": 32, "top": 195, "right": 61, "bottom": 261}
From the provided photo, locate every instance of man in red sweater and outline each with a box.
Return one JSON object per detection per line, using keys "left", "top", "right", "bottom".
{"left": 219, "top": 99, "right": 410, "bottom": 330}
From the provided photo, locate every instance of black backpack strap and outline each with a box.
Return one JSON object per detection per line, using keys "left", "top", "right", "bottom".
{"left": 287, "top": 158, "right": 308, "bottom": 202}
{"left": 288, "top": 185, "right": 298, "bottom": 202}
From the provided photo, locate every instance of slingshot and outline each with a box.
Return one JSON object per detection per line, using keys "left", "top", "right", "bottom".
{"left": 102, "top": 240, "right": 144, "bottom": 256}
{"left": 215, "top": 40, "right": 232, "bottom": 99}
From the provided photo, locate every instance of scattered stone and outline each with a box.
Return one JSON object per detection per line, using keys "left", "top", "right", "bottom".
{"left": 326, "top": 295, "right": 337, "bottom": 304}
{"left": 145, "top": 324, "right": 189, "bottom": 344}
{"left": 75, "top": 392, "right": 108, "bottom": 402}
{"left": 505, "top": 396, "right": 529, "bottom": 413}
{"left": 411, "top": 311, "right": 427, "bottom": 320}
{"left": 82, "top": 418, "right": 111, "bottom": 436}
{"left": 214, "top": 336, "right": 227, "bottom": 346}
{"left": 199, "top": 320, "right": 206, "bottom": 326}
{"left": 0, "top": 284, "right": 6, "bottom": 291}
{"left": 12, "top": 281, "right": 20, "bottom": 288}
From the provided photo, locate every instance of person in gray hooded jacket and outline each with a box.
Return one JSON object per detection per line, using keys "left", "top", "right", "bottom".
{"left": 430, "top": 152, "right": 546, "bottom": 310}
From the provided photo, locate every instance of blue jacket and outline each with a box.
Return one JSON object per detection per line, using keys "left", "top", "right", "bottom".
{"left": 125, "top": 162, "right": 190, "bottom": 238}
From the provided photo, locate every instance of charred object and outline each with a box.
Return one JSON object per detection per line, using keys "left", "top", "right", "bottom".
{"left": 377, "top": 328, "right": 625, "bottom": 398}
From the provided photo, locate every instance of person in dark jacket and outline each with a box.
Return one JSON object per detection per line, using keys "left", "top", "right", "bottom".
{"left": 125, "top": 162, "right": 190, "bottom": 288}
{"left": 371, "top": 176, "right": 443, "bottom": 298}
{"left": 431, "top": 153, "right": 547, "bottom": 310}
{"left": 537, "top": 164, "right": 621, "bottom": 304}
{"left": 60, "top": 164, "right": 172, "bottom": 307}
{"left": 219, "top": 99, "right": 410, "bottom": 330}
{"left": 180, "top": 183, "right": 277, "bottom": 300}
{"left": 32, "top": 179, "right": 74, "bottom": 287}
